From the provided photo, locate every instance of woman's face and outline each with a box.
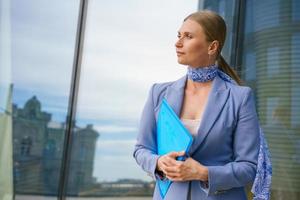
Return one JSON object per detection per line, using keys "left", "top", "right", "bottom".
{"left": 175, "top": 19, "right": 213, "bottom": 67}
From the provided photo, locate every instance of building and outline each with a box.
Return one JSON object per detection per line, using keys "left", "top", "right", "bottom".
{"left": 13, "top": 96, "right": 100, "bottom": 195}
{"left": 200, "top": 0, "right": 300, "bottom": 198}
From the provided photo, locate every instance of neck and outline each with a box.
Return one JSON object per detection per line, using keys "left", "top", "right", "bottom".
{"left": 189, "top": 61, "right": 216, "bottom": 69}
{"left": 186, "top": 79, "right": 212, "bottom": 93}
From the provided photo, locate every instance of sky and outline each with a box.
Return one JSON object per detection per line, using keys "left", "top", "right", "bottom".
{"left": 10, "top": 0, "right": 198, "bottom": 182}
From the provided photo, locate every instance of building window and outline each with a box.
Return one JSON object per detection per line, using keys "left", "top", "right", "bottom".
{"left": 293, "top": 0, "right": 300, "bottom": 21}
{"left": 244, "top": 52, "right": 256, "bottom": 81}
{"left": 20, "top": 136, "right": 32, "bottom": 156}
{"left": 199, "top": 0, "right": 300, "bottom": 198}
{"left": 267, "top": 47, "right": 280, "bottom": 77}
{"left": 291, "top": 33, "right": 300, "bottom": 128}
{"left": 253, "top": 0, "right": 280, "bottom": 31}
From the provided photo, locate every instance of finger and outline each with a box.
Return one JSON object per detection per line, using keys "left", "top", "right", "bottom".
{"left": 159, "top": 156, "right": 172, "bottom": 164}
{"left": 168, "top": 177, "right": 185, "bottom": 182}
{"left": 165, "top": 171, "right": 180, "bottom": 178}
{"left": 166, "top": 174, "right": 185, "bottom": 182}
{"left": 158, "top": 162, "right": 168, "bottom": 171}
{"left": 164, "top": 157, "right": 180, "bottom": 166}
{"left": 164, "top": 166, "right": 180, "bottom": 174}
{"left": 166, "top": 172, "right": 189, "bottom": 181}
{"left": 161, "top": 158, "right": 176, "bottom": 168}
{"left": 167, "top": 151, "right": 185, "bottom": 158}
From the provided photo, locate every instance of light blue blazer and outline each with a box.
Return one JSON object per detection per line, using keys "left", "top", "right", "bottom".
{"left": 133, "top": 74, "right": 260, "bottom": 200}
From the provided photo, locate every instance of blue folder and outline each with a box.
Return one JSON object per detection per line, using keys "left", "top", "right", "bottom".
{"left": 156, "top": 98, "right": 193, "bottom": 199}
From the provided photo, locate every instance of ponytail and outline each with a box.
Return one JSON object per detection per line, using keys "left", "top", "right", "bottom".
{"left": 217, "top": 55, "right": 243, "bottom": 85}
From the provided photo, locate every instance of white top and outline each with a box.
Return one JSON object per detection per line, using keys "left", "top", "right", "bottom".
{"left": 181, "top": 118, "right": 201, "bottom": 137}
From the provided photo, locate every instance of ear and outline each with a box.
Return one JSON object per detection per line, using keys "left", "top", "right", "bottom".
{"left": 208, "top": 40, "right": 219, "bottom": 56}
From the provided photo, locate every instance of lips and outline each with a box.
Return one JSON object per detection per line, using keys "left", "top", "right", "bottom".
{"left": 176, "top": 51, "right": 185, "bottom": 55}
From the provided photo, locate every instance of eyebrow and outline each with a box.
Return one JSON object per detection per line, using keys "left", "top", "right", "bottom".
{"left": 177, "top": 31, "right": 193, "bottom": 35}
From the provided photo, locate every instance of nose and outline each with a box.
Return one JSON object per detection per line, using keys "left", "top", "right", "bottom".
{"left": 175, "top": 37, "right": 183, "bottom": 48}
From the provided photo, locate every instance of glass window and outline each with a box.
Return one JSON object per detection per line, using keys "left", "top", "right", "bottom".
{"left": 291, "top": 33, "right": 300, "bottom": 128}
{"left": 267, "top": 47, "right": 280, "bottom": 77}
{"left": 0, "top": 0, "right": 13, "bottom": 199}
{"left": 67, "top": 0, "right": 197, "bottom": 198}
{"left": 253, "top": 0, "right": 280, "bottom": 31}
{"left": 244, "top": 52, "right": 256, "bottom": 81}
{"left": 244, "top": 0, "right": 254, "bottom": 34}
{"left": 266, "top": 97, "right": 279, "bottom": 124}
{"left": 200, "top": 0, "right": 300, "bottom": 199}
{"left": 293, "top": 0, "right": 300, "bottom": 21}
{"left": 241, "top": 0, "right": 300, "bottom": 199}
{"left": 202, "top": 0, "right": 238, "bottom": 66}
{"left": 9, "top": 0, "right": 80, "bottom": 199}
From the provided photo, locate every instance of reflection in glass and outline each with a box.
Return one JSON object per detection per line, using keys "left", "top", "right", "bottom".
{"left": 242, "top": 0, "right": 300, "bottom": 199}
{"left": 292, "top": 0, "right": 300, "bottom": 22}
{"left": 0, "top": 1, "right": 13, "bottom": 199}
{"left": 252, "top": 0, "right": 279, "bottom": 31}
{"left": 11, "top": 0, "right": 80, "bottom": 197}
{"left": 67, "top": 0, "right": 197, "bottom": 198}
{"left": 200, "top": 0, "right": 300, "bottom": 199}
{"left": 266, "top": 47, "right": 280, "bottom": 77}
{"left": 244, "top": 52, "right": 256, "bottom": 81}
{"left": 201, "top": 0, "right": 237, "bottom": 66}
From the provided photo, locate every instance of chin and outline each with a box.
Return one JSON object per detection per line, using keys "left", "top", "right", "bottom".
{"left": 177, "top": 58, "right": 188, "bottom": 65}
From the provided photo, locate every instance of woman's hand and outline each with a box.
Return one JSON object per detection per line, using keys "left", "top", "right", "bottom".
{"left": 157, "top": 151, "right": 185, "bottom": 173}
{"left": 157, "top": 152, "right": 208, "bottom": 182}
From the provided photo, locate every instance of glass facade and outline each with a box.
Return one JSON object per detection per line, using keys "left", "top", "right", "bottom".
{"left": 0, "top": 0, "right": 13, "bottom": 199}
{"left": 66, "top": 0, "right": 197, "bottom": 198}
{"left": 200, "top": 0, "right": 300, "bottom": 199}
{"left": 201, "top": 0, "right": 239, "bottom": 67}
{"left": 9, "top": 0, "right": 80, "bottom": 199}
{"left": 1, "top": 0, "right": 197, "bottom": 199}
{"left": 1, "top": 0, "right": 299, "bottom": 199}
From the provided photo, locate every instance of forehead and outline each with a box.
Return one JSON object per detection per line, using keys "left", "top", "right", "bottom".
{"left": 178, "top": 19, "right": 204, "bottom": 34}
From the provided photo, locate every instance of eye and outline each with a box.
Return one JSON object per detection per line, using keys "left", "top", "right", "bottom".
{"left": 177, "top": 34, "right": 181, "bottom": 38}
{"left": 186, "top": 34, "right": 193, "bottom": 39}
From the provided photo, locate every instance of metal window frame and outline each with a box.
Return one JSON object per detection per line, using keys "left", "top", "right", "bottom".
{"left": 232, "top": 0, "right": 246, "bottom": 74}
{"left": 58, "top": 0, "right": 88, "bottom": 199}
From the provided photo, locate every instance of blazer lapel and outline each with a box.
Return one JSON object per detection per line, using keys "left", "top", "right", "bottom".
{"left": 164, "top": 75, "right": 187, "bottom": 117}
{"left": 189, "top": 75, "right": 230, "bottom": 155}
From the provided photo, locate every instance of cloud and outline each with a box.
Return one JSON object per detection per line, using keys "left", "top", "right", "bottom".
{"left": 92, "top": 139, "right": 150, "bottom": 181}
{"left": 11, "top": 0, "right": 80, "bottom": 99}
{"left": 96, "top": 139, "right": 136, "bottom": 155}
{"left": 93, "top": 154, "right": 151, "bottom": 182}
{"left": 94, "top": 124, "right": 137, "bottom": 134}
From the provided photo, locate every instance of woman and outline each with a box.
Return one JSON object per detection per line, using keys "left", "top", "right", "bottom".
{"left": 133, "top": 10, "right": 268, "bottom": 200}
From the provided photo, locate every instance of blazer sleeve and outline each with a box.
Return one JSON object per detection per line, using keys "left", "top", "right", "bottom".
{"left": 201, "top": 87, "right": 260, "bottom": 195}
{"left": 133, "top": 84, "right": 160, "bottom": 179}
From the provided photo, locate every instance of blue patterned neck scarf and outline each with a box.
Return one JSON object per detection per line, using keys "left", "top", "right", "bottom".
{"left": 187, "top": 64, "right": 218, "bottom": 82}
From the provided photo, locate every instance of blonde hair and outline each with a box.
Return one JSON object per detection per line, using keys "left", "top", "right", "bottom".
{"left": 184, "top": 10, "right": 242, "bottom": 85}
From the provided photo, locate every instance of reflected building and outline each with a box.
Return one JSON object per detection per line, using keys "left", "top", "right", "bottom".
{"left": 201, "top": 0, "right": 300, "bottom": 199}
{"left": 67, "top": 124, "right": 100, "bottom": 195}
{"left": 13, "top": 96, "right": 100, "bottom": 195}
{"left": 242, "top": 1, "right": 300, "bottom": 198}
